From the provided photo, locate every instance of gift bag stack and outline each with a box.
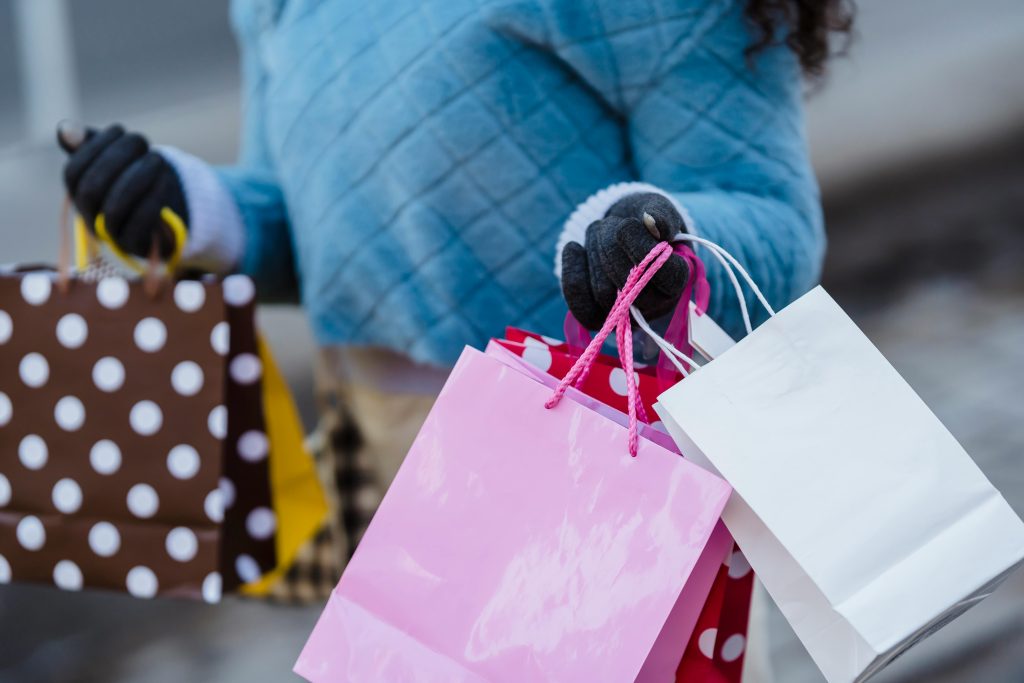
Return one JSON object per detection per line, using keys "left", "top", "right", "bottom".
{"left": 0, "top": 243, "right": 326, "bottom": 601}
{"left": 294, "top": 234, "right": 1024, "bottom": 683}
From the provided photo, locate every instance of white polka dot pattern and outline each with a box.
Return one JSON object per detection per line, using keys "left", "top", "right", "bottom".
{"left": 92, "top": 357, "right": 126, "bottom": 392}
{"left": 19, "top": 352, "right": 49, "bottom": 387}
{"left": 17, "top": 516, "right": 46, "bottom": 551}
{"left": 218, "top": 477, "right": 236, "bottom": 510}
{"left": 522, "top": 337, "right": 553, "bottom": 372}
{"left": 166, "top": 527, "right": 199, "bottom": 562}
{"left": 126, "top": 566, "right": 158, "bottom": 598}
{"left": 20, "top": 273, "right": 51, "bottom": 305}
{"left": 698, "top": 627, "right": 718, "bottom": 659}
{"left": 229, "top": 353, "right": 262, "bottom": 385}
{"left": 18, "top": 434, "right": 48, "bottom": 470}
{"left": 53, "top": 560, "right": 83, "bottom": 591}
{"left": 55, "top": 313, "right": 88, "bottom": 348}
{"left": 720, "top": 634, "right": 746, "bottom": 662}
{"left": 0, "top": 555, "right": 11, "bottom": 583}
{"left": 210, "top": 322, "right": 229, "bottom": 355}
{"left": 222, "top": 275, "right": 255, "bottom": 306}
{"left": 54, "top": 396, "right": 85, "bottom": 431}
{"left": 126, "top": 484, "right": 159, "bottom": 519}
{"left": 208, "top": 405, "right": 227, "bottom": 440}
{"left": 235, "top": 554, "right": 260, "bottom": 583}
{"left": 171, "top": 361, "right": 204, "bottom": 396}
{"left": 88, "top": 522, "right": 120, "bottom": 557}
{"left": 246, "top": 507, "right": 276, "bottom": 540}
{"left": 202, "top": 572, "right": 222, "bottom": 603}
{"left": 90, "top": 440, "right": 122, "bottom": 475}
{"left": 52, "top": 478, "right": 83, "bottom": 514}
{"left": 0, "top": 309, "right": 11, "bottom": 344}
{"left": 0, "top": 474, "right": 10, "bottom": 507}
{"left": 167, "top": 445, "right": 201, "bottom": 480}
{"left": 608, "top": 367, "right": 639, "bottom": 397}
{"left": 0, "top": 391, "right": 10, "bottom": 426}
{"left": 129, "top": 401, "right": 162, "bottom": 436}
{"left": 96, "top": 277, "right": 129, "bottom": 309}
{"left": 237, "top": 431, "right": 268, "bottom": 462}
{"left": 134, "top": 317, "right": 167, "bottom": 352}
{"left": 173, "top": 281, "right": 206, "bottom": 312}
{"left": 204, "top": 488, "right": 225, "bottom": 523}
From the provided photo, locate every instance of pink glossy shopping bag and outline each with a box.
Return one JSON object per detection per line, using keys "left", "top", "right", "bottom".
{"left": 295, "top": 348, "right": 731, "bottom": 682}
{"left": 295, "top": 244, "right": 732, "bottom": 682}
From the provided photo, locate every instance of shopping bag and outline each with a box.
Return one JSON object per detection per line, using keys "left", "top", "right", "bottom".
{"left": 295, "top": 347, "right": 732, "bottom": 682}
{"left": 494, "top": 333, "right": 754, "bottom": 682}
{"left": 652, "top": 237, "right": 1024, "bottom": 682}
{"left": 487, "top": 340, "right": 744, "bottom": 677}
{"left": 296, "top": 244, "right": 733, "bottom": 682}
{"left": 0, "top": 269, "right": 278, "bottom": 600}
{"left": 86, "top": 213, "right": 331, "bottom": 596}
{"left": 240, "top": 336, "right": 329, "bottom": 596}
{"left": 673, "top": 547, "right": 755, "bottom": 682}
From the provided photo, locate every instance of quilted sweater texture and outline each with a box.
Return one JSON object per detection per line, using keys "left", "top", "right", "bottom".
{"left": 219, "top": 0, "right": 824, "bottom": 366}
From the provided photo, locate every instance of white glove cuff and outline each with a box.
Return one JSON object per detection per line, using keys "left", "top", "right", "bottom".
{"left": 553, "top": 181, "right": 696, "bottom": 281}
{"left": 157, "top": 146, "right": 245, "bottom": 274}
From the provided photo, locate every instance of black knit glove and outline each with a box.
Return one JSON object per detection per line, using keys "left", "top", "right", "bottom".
{"left": 561, "top": 192, "right": 689, "bottom": 330}
{"left": 58, "top": 122, "right": 188, "bottom": 259}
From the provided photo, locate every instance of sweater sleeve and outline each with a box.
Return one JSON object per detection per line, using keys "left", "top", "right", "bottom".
{"left": 550, "top": 0, "right": 825, "bottom": 339}
{"left": 213, "top": 0, "right": 299, "bottom": 302}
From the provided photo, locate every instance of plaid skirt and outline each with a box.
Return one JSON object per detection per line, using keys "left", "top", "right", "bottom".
{"left": 267, "top": 352, "right": 438, "bottom": 603}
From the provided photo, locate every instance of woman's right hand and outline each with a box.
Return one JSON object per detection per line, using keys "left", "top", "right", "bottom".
{"left": 58, "top": 122, "right": 188, "bottom": 259}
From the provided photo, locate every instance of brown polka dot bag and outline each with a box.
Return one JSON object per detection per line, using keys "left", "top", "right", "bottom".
{"left": 0, "top": 265, "right": 324, "bottom": 602}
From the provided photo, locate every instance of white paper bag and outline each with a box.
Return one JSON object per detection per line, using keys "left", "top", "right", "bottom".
{"left": 654, "top": 284, "right": 1024, "bottom": 683}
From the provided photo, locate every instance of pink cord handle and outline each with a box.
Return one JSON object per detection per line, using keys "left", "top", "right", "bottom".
{"left": 546, "top": 241, "right": 675, "bottom": 457}
{"left": 563, "top": 243, "right": 710, "bottom": 391}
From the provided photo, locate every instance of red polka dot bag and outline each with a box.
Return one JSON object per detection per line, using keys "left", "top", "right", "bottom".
{"left": 0, "top": 263, "right": 290, "bottom": 601}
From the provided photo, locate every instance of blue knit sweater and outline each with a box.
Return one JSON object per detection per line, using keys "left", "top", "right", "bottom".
{"left": 213, "top": 0, "right": 824, "bottom": 366}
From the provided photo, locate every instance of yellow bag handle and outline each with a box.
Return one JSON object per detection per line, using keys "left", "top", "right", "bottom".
{"left": 77, "top": 207, "right": 188, "bottom": 274}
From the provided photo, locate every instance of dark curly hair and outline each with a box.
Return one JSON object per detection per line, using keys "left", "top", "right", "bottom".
{"left": 745, "top": 0, "right": 855, "bottom": 78}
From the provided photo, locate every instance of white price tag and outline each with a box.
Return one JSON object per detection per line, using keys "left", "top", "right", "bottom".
{"left": 688, "top": 300, "right": 736, "bottom": 361}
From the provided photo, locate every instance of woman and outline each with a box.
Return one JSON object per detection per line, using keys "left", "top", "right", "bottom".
{"left": 58, "top": 0, "right": 853, "bottom": 619}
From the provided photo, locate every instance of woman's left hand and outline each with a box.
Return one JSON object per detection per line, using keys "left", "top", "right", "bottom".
{"left": 561, "top": 192, "right": 690, "bottom": 329}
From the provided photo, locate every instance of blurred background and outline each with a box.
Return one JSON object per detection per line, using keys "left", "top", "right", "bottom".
{"left": 0, "top": 0, "right": 1022, "bottom": 681}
